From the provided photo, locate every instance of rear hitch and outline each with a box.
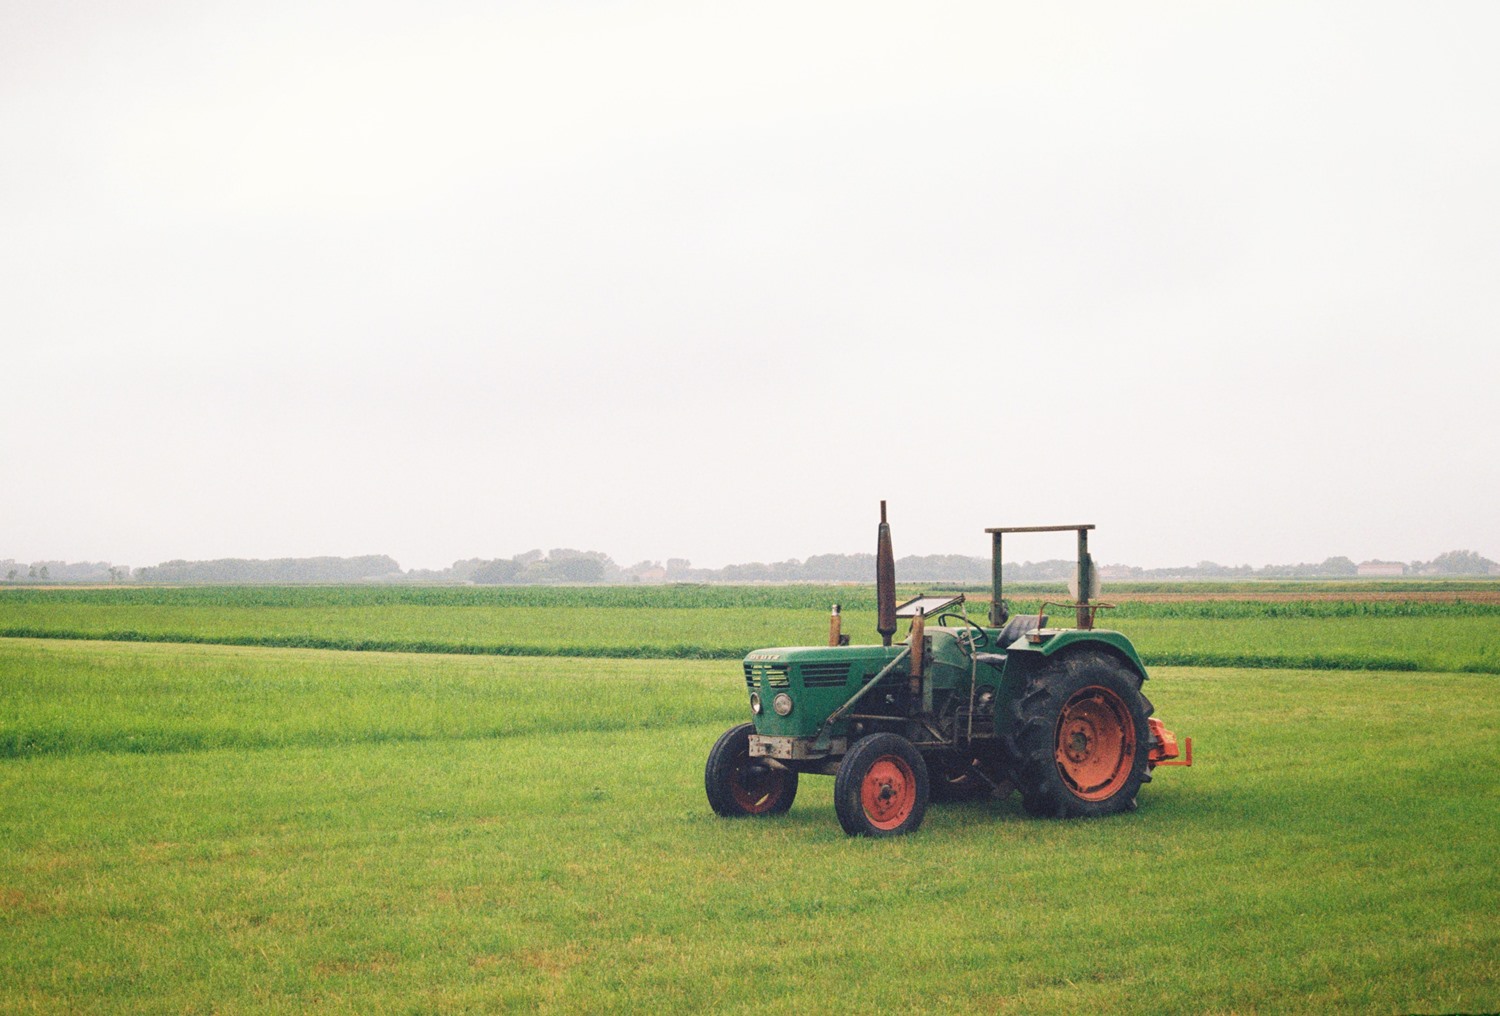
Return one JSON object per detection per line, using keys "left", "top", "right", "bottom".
{"left": 1148, "top": 717, "right": 1193, "bottom": 767}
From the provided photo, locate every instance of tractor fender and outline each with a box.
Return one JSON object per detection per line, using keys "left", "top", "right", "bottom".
{"left": 1001, "top": 629, "right": 1149, "bottom": 685}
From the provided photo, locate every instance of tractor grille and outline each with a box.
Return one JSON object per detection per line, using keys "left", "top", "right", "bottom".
{"left": 744, "top": 662, "right": 789, "bottom": 689}
{"left": 799, "top": 662, "right": 853, "bottom": 687}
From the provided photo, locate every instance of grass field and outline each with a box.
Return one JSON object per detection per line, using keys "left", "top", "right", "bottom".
{"left": 3, "top": 586, "right": 1499, "bottom": 673}
{"left": 2, "top": 635, "right": 1498, "bottom": 1013}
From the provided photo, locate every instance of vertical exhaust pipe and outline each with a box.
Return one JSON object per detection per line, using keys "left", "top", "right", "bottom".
{"left": 828, "top": 603, "right": 842, "bottom": 647}
{"left": 877, "top": 501, "right": 896, "bottom": 647}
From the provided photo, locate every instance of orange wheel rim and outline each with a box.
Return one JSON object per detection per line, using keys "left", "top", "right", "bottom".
{"left": 860, "top": 755, "right": 917, "bottom": 830}
{"left": 729, "top": 750, "right": 790, "bottom": 814}
{"left": 1054, "top": 685, "right": 1136, "bottom": 801}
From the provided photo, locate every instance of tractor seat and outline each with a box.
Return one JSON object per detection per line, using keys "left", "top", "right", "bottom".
{"left": 973, "top": 613, "right": 1048, "bottom": 668}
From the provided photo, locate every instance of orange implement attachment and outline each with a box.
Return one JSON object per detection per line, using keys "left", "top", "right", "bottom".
{"left": 1148, "top": 717, "right": 1193, "bottom": 768}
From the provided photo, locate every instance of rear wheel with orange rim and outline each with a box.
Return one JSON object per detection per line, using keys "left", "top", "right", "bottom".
{"left": 1004, "top": 651, "right": 1152, "bottom": 818}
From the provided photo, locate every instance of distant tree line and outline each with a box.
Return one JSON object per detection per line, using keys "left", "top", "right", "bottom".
{"left": 2, "top": 549, "right": 1497, "bottom": 585}
{"left": 131, "top": 556, "right": 401, "bottom": 584}
{"left": 0, "top": 560, "right": 130, "bottom": 583}
{"left": 435, "top": 549, "right": 1500, "bottom": 584}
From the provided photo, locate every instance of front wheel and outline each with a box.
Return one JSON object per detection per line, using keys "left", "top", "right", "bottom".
{"left": 705, "top": 723, "right": 797, "bottom": 817}
{"left": 834, "top": 733, "right": 929, "bottom": 837}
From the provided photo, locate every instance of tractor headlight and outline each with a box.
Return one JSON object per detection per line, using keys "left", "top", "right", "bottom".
{"left": 772, "top": 693, "right": 793, "bottom": 717}
{"left": 750, "top": 692, "right": 762, "bottom": 714}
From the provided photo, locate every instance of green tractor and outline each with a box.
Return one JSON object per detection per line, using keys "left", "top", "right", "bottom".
{"left": 705, "top": 503, "right": 1191, "bottom": 836}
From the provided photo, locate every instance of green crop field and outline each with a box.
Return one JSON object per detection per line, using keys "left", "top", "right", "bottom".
{"left": 2, "top": 633, "right": 1497, "bottom": 1014}
{"left": 3, "top": 586, "right": 1499, "bottom": 673}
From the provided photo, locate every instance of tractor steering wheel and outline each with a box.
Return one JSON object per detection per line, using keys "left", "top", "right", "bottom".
{"left": 935, "top": 613, "right": 989, "bottom": 651}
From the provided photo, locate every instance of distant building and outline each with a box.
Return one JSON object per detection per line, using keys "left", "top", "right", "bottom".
{"left": 1357, "top": 561, "right": 1406, "bottom": 577}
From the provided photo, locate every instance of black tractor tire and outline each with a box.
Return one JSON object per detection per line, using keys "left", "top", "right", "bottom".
{"left": 834, "top": 733, "right": 929, "bottom": 837}
{"left": 1001, "top": 651, "right": 1153, "bottom": 819}
{"left": 705, "top": 723, "right": 797, "bottom": 817}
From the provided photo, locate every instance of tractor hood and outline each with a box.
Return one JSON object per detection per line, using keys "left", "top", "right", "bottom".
{"left": 744, "top": 644, "right": 906, "bottom": 738}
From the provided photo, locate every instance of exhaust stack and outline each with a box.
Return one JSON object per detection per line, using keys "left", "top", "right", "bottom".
{"left": 876, "top": 500, "right": 896, "bottom": 647}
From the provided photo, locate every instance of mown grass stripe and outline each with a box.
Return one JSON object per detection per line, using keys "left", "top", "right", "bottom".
{"left": 0, "top": 713, "right": 724, "bottom": 761}
{"left": 1144, "top": 651, "right": 1420, "bottom": 672}
{"left": 0, "top": 641, "right": 739, "bottom": 762}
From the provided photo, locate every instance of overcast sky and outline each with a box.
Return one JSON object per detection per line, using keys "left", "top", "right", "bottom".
{"left": 3, "top": 1, "right": 1497, "bottom": 571}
